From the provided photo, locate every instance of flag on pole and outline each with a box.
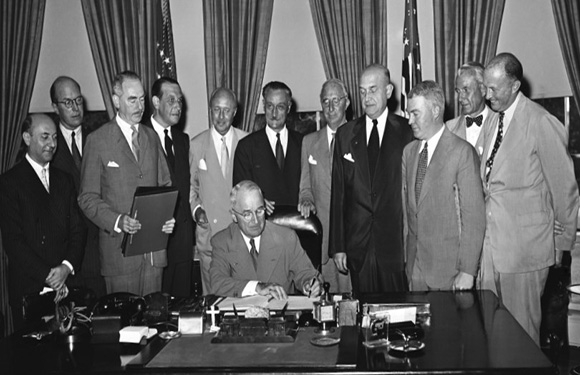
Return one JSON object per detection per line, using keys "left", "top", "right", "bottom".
{"left": 401, "top": 0, "right": 422, "bottom": 117}
{"left": 157, "top": 0, "right": 177, "bottom": 79}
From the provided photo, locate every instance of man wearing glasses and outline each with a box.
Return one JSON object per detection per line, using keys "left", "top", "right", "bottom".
{"left": 298, "top": 79, "right": 352, "bottom": 294}
{"left": 209, "top": 180, "right": 321, "bottom": 299}
{"left": 50, "top": 76, "right": 106, "bottom": 298}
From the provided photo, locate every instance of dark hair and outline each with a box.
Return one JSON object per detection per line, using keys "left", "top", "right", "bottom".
{"left": 21, "top": 115, "right": 34, "bottom": 134}
{"left": 151, "top": 77, "right": 179, "bottom": 99}
{"left": 262, "top": 81, "right": 292, "bottom": 99}
{"left": 487, "top": 53, "right": 523, "bottom": 82}
{"left": 408, "top": 80, "right": 445, "bottom": 112}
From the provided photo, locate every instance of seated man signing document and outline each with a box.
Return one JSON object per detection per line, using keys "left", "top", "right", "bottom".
{"left": 210, "top": 180, "right": 321, "bottom": 299}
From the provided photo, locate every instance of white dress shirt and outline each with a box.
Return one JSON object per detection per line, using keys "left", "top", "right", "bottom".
{"left": 240, "top": 232, "right": 262, "bottom": 296}
{"left": 365, "top": 107, "right": 389, "bottom": 147}
{"left": 265, "top": 125, "right": 288, "bottom": 157}
{"left": 59, "top": 124, "right": 83, "bottom": 156}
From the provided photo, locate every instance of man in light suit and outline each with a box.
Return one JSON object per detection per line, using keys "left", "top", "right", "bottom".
{"left": 190, "top": 87, "right": 247, "bottom": 295}
{"left": 210, "top": 180, "right": 321, "bottom": 299}
{"left": 330, "top": 64, "right": 414, "bottom": 295}
{"left": 78, "top": 71, "right": 175, "bottom": 296}
{"left": 445, "top": 62, "right": 496, "bottom": 157}
{"left": 402, "top": 80, "right": 485, "bottom": 291}
{"left": 233, "top": 81, "right": 303, "bottom": 212}
{"left": 479, "top": 53, "right": 578, "bottom": 345}
{"left": 0, "top": 114, "right": 85, "bottom": 330}
{"left": 298, "top": 79, "right": 352, "bottom": 293}
{"left": 50, "top": 76, "right": 106, "bottom": 298}
{"left": 147, "top": 77, "right": 195, "bottom": 298}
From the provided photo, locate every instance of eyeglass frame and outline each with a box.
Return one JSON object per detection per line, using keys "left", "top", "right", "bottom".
{"left": 54, "top": 96, "right": 84, "bottom": 109}
{"left": 231, "top": 206, "right": 266, "bottom": 221}
{"left": 321, "top": 96, "right": 347, "bottom": 108}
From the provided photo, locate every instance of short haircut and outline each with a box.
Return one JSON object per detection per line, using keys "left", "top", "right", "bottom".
{"left": 230, "top": 180, "right": 263, "bottom": 210}
{"left": 408, "top": 80, "right": 445, "bottom": 112}
{"left": 210, "top": 87, "right": 238, "bottom": 108}
{"left": 151, "top": 77, "right": 179, "bottom": 99}
{"left": 457, "top": 61, "right": 485, "bottom": 85}
{"left": 21, "top": 115, "right": 34, "bottom": 134}
{"left": 262, "top": 81, "right": 292, "bottom": 100}
{"left": 487, "top": 52, "right": 523, "bottom": 82}
{"left": 361, "top": 63, "right": 391, "bottom": 82}
{"left": 49, "top": 76, "right": 81, "bottom": 103}
{"left": 320, "top": 78, "right": 348, "bottom": 100}
{"left": 112, "top": 71, "right": 141, "bottom": 97}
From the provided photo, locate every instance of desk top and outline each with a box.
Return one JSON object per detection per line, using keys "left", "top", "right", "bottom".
{"left": 0, "top": 290, "right": 556, "bottom": 374}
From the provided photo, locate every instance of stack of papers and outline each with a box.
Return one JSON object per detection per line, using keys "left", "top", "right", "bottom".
{"left": 217, "top": 295, "right": 318, "bottom": 312}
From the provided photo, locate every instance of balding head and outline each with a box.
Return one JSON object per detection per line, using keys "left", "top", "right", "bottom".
{"left": 22, "top": 114, "right": 57, "bottom": 166}
{"left": 50, "top": 76, "right": 84, "bottom": 130}
{"left": 209, "top": 87, "right": 238, "bottom": 135}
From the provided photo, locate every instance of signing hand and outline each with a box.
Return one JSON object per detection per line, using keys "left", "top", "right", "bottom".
{"left": 452, "top": 271, "right": 475, "bottom": 291}
{"left": 162, "top": 218, "right": 176, "bottom": 234}
{"left": 256, "top": 282, "right": 287, "bottom": 300}
{"left": 298, "top": 200, "right": 316, "bottom": 218}
{"left": 333, "top": 252, "right": 348, "bottom": 274}
{"left": 303, "top": 277, "right": 321, "bottom": 297}
{"left": 264, "top": 199, "right": 275, "bottom": 216}
{"left": 194, "top": 208, "right": 209, "bottom": 229}
{"left": 45, "top": 264, "right": 71, "bottom": 290}
{"left": 121, "top": 214, "right": 141, "bottom": 234}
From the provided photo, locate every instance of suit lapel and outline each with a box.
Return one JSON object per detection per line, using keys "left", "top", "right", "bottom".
{"left": 350, "top": 119, "right": 371, "bottom": 185}
{"left": 407, "top": 141, "right": 421, "bottom": 209}
{"left": 230, "top": 226, "right": 258, "bottom": 279}
{"left": 418, "top": 128, "right": 451, "bottom": 207}
{"left": 111, "top": 121, "right": 140, "bottom": 168}
{"left": 258, "top": 224, "right": 282, "bottom": 282}
{"left": 315, "top": 129, "right": 332, "bottom": 185}
{"left": 203, "top": 131, "right": 225, "bottom": 183}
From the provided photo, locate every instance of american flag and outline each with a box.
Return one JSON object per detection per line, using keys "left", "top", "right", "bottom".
{"left": 400, "top": 0, "right": 422, "bottom": 117}
{"left": 157, "top": 0, "right": 177, "bottom": 79}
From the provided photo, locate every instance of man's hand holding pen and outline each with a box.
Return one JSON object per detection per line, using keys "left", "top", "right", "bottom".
{"left": 304, "top": 277, "right": 321, "bottom": 298}
{"left": 256, "top": 282, "right": 287, "bottom": 300}
{"left": 121, "top": 213, "right": 141, "bottom": 234}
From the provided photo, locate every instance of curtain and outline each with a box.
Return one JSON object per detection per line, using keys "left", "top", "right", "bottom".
{"left": 310, "top": 0, "right": 387, "bottom": 120}
{"left": 552, "top": 0, "right": 580, "bottom": 117}
{"left": 0, "top": 0, "right": 46, "bottom": 337}
{"left": 203, "top": 0, "right": 273, "bottom": 132}
{"left": 433, "top": 0, "right": 505, "bottom": 120}
{"left": 81, "top": 0, "right": 176, "bottom": 119}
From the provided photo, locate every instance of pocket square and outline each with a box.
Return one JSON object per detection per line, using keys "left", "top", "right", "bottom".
{"left": 478, "top": 146, "right": 483, "bottom": 155}
{"left": 343, "top": 153, "right": 354, "bottom": 163}
{"left": 198, "top": 158, "right": 207, "bottom": 170}
{"left": 107, "top": 161, "right": 119, "bottom": 168}
{"left": 308, "top": 155, "right": 317, "bottom": 165}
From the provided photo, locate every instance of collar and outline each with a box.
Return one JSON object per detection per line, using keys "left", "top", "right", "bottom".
{"left": 116, "top": 113, "right": 139, "bottom": 131}
{"left": 240, "top": 230, "right": 261, "bottom": 253}
{"left": 502, "top": 92, "right": 521, "bottom": 128}
{"left": 59, "top": 123, "right": 82, "bottom": 138}
{"left": 419, "top": 124, "right": 445, "bottom": 165}
{"left": 26, "top": 153, "right": 49, "bottom": 172}
{"left": 365, "top": 107, "right": 389, "bottom": 145}
{"left": 265, "top": 124, "right": 287, "bottom": 140}
{"left": 150, "top": 116, "right": 171, "bottom": 140}
{"left": 211, "top": 126, "right": 233, "bottom": 145}
{"left": 326, "top": 125, "right": 336, "bottom": 149}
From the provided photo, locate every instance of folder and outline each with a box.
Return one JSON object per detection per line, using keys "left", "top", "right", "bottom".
{"left": 122, "top": 186, "right": 178, "bottom": 256}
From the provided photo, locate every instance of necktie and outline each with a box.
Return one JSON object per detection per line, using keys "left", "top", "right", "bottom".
{"left": 485, "top": 112, "right": 505, "bottom": 182}
{"left": 220, "top": 136, "right": 229, "bottom": 178}
{"left": 131, "top": 125, "right": 140, "bottom": 162}
{"left": 466, "top": 115, "right": 483, "bottom": 128}
{"left": 276, "top": 133, "right": 284, "bottom": 171}
{"left": 249, "top": 238, "right": 258, "bottom": 272}
{"left": 164, "top": 129, "right": 175, "bottom": 169}
{"left": 330, "top": 132, "right": 336, "bottom": 165}
{"left": 71, "top": 131, "right": 82, "bottom": 170}
{"left": 368, "top": 119, "right": 380, "bottom": 181}
{"left": 415, "top": 142, "right": 428, "bottom": 204}
{"left": 41, "top": 167, "right": 50, "bottom": 193}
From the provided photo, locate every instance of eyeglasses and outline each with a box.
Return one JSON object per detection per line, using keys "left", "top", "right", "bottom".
{"left": 166, "top": 97, "right": 183, "bottom": 106}
{"left": 55, "top": 96, "right": 83, "bottom": 109}
{"left": 322, "top": 96, "right": 347, "bottom": 108}
{"left": 232, "top": 207, "right": 266, "bottom": 221}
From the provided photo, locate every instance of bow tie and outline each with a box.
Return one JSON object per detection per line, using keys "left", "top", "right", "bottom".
{"left": 466, "top": 115, "right": 483, "bottom": 128}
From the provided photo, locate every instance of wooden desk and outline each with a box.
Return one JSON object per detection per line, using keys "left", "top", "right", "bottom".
{"left": 0, "top": 290, "right": 556, "bottom": 374}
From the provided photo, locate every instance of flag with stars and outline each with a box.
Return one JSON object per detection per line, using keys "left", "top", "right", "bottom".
{"left": 401, "top": 0, "right": 422, "bottom": 117}
{"left": 157, "top": 0, "right": 177, "bottom": 79}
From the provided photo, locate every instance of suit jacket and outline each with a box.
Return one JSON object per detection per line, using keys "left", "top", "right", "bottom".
{"left": 480, "top": 93, "right": 578, "bottom": 273}
{"left": 329, "top": 113, "right": 414, "bottom": 272}
{"left": 209, "top": 222, "right": 318, "bottom": 297}
{"left": 189, "top": 127, "right": 247, "bottom": 252}
{"left": 52, "top": 125, "right": 90, "bottom": 192}
{"left": 233, "top": 127, "right": 303, "bottom": 206}
{"left": 0, "top": 161, "right": 85, "bottom": 305}
{"left": 445, "top": 106, "right": 497, "bottom": 158}
{"left": 403, "top": 127, "right": 485, "bottom": 288}
{"left": 144, "top": 121, "right": 194, "bottom": 265}
{"left": 78, "top": 118, "right": 172, "bottom": 277}
{"left": 299, "top": 127, "right": 332, "bottom": 264}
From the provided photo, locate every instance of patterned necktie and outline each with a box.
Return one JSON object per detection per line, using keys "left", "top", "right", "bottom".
{"left": 250, "top": 238, "right": 258, "bottom": 272}
{"left": 131, "top": 125, "right": 140, "bottom": 162}
{"left": 276, "top": 133, "right": 284, "bottom": 171}
{"left": 415, "top": 142, "right": 428, "bottom": 204}
{"left": 466, "top": 114, "right": 483, "bottom": 128}
{"left": 368, "top": 119, "right": 380, "bottom": 181}
{"left": 71, "top": 131, "right": 82, "bottom": 170}
{"left": 41, "top": 166, "right": 50, "bottom": 193}
{"left": 164, "top": 129, "right": 175, "bottom": 169}
{"left": 330, "top": 132, "right": 336, "bottom": 165}
{"left": 220, "top": 136, "right": 229, "bottom": 178}
{"left": 485, "top": 112, "right": 505, "bottom": 182}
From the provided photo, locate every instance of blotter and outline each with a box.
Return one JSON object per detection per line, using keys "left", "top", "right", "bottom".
{"left": 122, "top": 186, "right": 178, "bottom": 256}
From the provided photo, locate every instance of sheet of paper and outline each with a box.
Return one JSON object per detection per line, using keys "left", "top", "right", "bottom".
{"left": 218, "top": 295, "right": 318, "bottom": 311}
{"left": 268, "top": 296, "right": 317, "bottom": 311}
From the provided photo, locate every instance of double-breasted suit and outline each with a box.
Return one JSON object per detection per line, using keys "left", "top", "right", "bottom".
{"left": 189, "top": 127, "right": 247, "bottom": 294}
{"left": 233, "top": 127, "right": 303, "bottom": 206}
{"left": 402, "top": 127, "right": 485, "bottom": 289}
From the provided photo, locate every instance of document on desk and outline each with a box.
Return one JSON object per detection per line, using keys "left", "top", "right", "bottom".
{"left": 218, "top": 295, "right": 318, "bottom": 311}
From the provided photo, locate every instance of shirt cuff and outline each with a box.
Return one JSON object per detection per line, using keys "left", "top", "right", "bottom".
{"left": 114, "top": 214, "right": 123, "bottom": 233}
{"left": 242, "top": 281, "right": 259, "bottom": 297}
{"left": 61, "top": 260, "right": 74, "bottom": 275}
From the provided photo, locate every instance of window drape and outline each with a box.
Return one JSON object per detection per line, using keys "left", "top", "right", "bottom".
{"left": 310, "top": 0, "right": 387, "bottom": 120}
{"left": 0, "top": 0, "right": 46, "bottom": 337}
{"left": 433, "top": 0, "right": 505, "bottom": 120}
{"left": 552, "top": 0, "right": 580, "bottom": 117}
{"left": 81, "top": 0, "right": 174, "bottom": 119}
{"left": 203, "top": 0, "right": 274, "bottom": 132}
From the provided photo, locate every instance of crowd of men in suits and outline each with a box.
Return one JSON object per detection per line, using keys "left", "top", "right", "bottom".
{"left": 1, "top": 52, "right": 577, "bottom": 347}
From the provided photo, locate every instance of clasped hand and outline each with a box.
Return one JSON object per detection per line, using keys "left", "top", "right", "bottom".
{"left": 121, "top": 214, "right": 175, "bottom": 234}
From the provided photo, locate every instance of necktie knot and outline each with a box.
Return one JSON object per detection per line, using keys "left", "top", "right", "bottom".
{"left": 465, "top": 114, "right": 483, "bottom": 127}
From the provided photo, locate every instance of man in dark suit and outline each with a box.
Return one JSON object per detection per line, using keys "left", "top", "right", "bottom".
{"left": 210, "top": 180, "right": 320, "bottom": 299}
{"left": 78, "top": 71, "right": 175, "bottom": 296}
{"left": 0, "top": 114, "right": 85, "bottom": 330}
{"left": 233, "top": 81, "right": 303, "bottom": 213}
{"left": 402, "top": 80, "right": 485, "bottom": 291}
{"left": 49, "top": 76, "right": 106, "bottom": 298}
{"left": 330, "top": 64, "right": 414, "bottom": 295}
{"left": 146, "top": 77, "right": 195, "bottom": 297}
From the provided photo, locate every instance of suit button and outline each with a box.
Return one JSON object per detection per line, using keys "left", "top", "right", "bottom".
{"left": 213, "top": 219, "right": 217, "bottom": 224}
{"left": 139, "top": 174, "right": 143, "bottom": 179}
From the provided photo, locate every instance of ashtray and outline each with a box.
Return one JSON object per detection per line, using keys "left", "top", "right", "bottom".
{"left": 388, "top": 339, "right": 425, "bottom": 352}
{"left": 310, "top": 336, "right": 340, "bottom": 347}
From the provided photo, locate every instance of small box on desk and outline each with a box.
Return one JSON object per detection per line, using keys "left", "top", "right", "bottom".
{"left": 568, "top": 300, "right": 580, "bottom": 347}
{"left": 91, "top": 315, "right": 121, "bottom": 343}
